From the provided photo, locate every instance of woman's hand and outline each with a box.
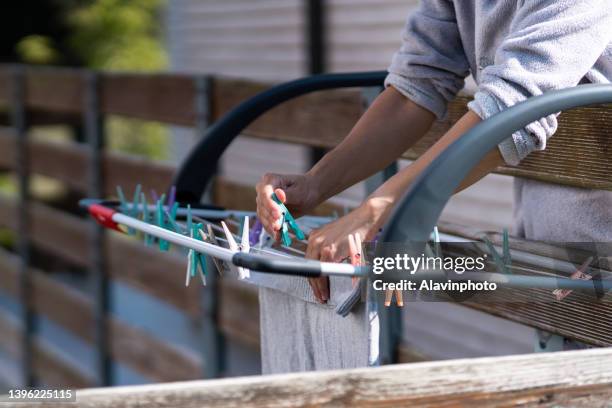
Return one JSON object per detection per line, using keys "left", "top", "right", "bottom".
{"left": 256, "top": 173, "right": 320, "bottom": 241}
{"left": 305, "top": 197, "right": 391, "bottom": 303}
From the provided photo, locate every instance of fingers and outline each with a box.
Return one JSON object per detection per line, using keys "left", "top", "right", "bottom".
{"left": 348, "top": 234, "right": 360, "bottom": 287}
{"left": 307, "top": 278, "right": 324, "bottom": 303}
{"left": 255, "top": 173, "right": 285, "bottom": 238}
{"left": 348, "top": 234, "right": 358, "bottom": 265}
{"left": 274, "top": 188, "right": 286, "bottom": 204}
{"left": 308, "top": 275, "right": 329, "bottom": 304}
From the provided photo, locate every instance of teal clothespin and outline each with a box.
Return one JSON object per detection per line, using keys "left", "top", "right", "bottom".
{"left": 156, "top": 194, "right": 169, "bottom": 251}
{"left": 279, "top": 214, "right": 291, "bottom": 246}
{"left": 187, "top": 204, "right": 193, "bottom": 233}
{"left": 432, "top": 226, "right": 441, "bottom": 258}
{"left": 271, "top": 193, "right": 305, "bottom": 243}
{"left": 483, "top": 235, "right": 509, "bottom": 274}
{"left": 193, "top": 223, "right": 207, "bottom": 275}
{"left": 131, "top": 184, "right": 141, "bottom": 216}
{"left": 502, "top": 228, "right": 512, "bottom": 274}
{"left": 127, "top": 184, "right": 142, "bottom": 236}
{"left": 117, "top": 185, "right": 136, "bottom": 234}
{"left": 140, "top": 192, "right": 153, "bottom": 246}
{"left": 116, "top": 186, "right": 128, "bottom": 213}
{"left": 185, "top": 222, "right": 207, "bottom": 285}
{"left": 238, "top": 217, "right": 245, "bottom": 239}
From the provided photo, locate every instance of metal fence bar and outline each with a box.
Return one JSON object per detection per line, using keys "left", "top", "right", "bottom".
{"left": 13, "top": 65, "right": 36, "bottom": 387}
{"left": 195, "top": 75, "right": 225, "bottom": 378}
{"left": 85, "top": 72, "right": 112, "bottom": 385}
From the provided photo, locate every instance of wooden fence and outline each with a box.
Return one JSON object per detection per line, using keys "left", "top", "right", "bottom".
{"left": 0, "top": 64, "right": 610, "bottom": 389}
{"left": 48, "top": 348, "right": 612, "bottom": 407}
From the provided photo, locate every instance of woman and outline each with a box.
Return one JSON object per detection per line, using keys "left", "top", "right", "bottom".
{"left": 255, "top": 0, "right": 612, "bottom": 372}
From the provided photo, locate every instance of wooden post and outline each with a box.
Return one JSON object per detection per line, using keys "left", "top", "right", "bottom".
{"left": 12, "top": 65, "right": 36, "bottom": 387}
{"left": 195, "top": 75, "right": 225, "bottom": 378}
{"left": 85, "top": 72, "right": 112, "bottom": 385}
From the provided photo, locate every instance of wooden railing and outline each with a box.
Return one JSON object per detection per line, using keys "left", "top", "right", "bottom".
{"left": 49, "top": 348, "right": 612, "bottom": 407}
{"left": 0, "top": 64, "right": 610, "bottom": 389}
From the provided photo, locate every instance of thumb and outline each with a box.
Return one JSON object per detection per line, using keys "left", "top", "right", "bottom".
{"left": 274, "top": 188, "right": 287, "bottom": 204}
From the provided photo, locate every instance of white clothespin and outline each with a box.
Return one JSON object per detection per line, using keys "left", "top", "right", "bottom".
{"left": 221, "top": 219, "right": 250, "bottom": 280}
{"left": 185, "top": 227, "right": 194, "bottom": 287}
{"left": 185, "top": 248, "right": 193, "bottom": 287}
{"left": 240, "top": 216, "right": 251, "bottom": 279}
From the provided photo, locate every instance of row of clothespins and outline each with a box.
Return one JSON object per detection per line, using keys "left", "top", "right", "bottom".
{"left": 115, "top": 185, "right": 306, "bottom": 287}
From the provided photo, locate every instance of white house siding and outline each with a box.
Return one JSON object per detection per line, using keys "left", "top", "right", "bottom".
{"left": 166, "top": 0, "right": 532, "bottom": 367}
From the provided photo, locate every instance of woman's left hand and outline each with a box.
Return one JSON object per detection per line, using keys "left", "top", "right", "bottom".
{"left": 305, "top": 198, "right": 390, "bottom": 303}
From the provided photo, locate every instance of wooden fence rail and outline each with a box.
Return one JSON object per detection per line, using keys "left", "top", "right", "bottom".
{"left": 0, "top": 64, "right": 610, "bottom": 389}
{"left": 43, "top": 348, "right": 612, "bottom": 408}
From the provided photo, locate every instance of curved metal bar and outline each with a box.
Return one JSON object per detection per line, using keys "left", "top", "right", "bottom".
{"left": 173, "top": 71, "right": 387, "bottom": 203}
{"left": 381, "top": 84, "right": 612, "bottom": 245}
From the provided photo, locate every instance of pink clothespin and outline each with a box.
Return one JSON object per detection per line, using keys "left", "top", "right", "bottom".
{"left": 347, "top": 233, "right": 362, "bottom": 288}
{"left": 553, "top": 257, "right": 593, "bottom": 301}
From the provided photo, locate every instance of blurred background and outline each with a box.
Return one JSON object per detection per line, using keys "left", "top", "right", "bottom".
{"left": 0, "top": 0, "right": 528, "bottom": 391}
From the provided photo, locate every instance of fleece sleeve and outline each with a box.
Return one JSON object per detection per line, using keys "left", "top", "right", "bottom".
{"left": 467, "top": 0, "right": 612, "bottom": 165}
{"left": 385, "top": 0, "right": 470, "bottom": 120}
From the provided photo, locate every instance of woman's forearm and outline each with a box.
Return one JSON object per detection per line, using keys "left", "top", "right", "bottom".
{"left": 306, "top": 86, "right": 435, "bottom": 203}
{"left": 365, "top": 110, "right": 505, "bottom": 230}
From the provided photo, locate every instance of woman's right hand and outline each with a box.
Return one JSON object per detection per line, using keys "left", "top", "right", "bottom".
{"left": 255, "top": 173, "right": 320, "bottom": 241}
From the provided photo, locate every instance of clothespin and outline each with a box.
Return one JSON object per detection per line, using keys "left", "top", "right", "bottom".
{"left": 156, "top": 194, "right": 169, "bottom": 251}
{"left": 483, "top": 230, "right": 511, "bottom": 274}
{"left": 186, "top": 204, "right": 193, "bottom": 233}
{"left": 348, "top": 233, "right": 362, "bottom": 288}
{"left": 221, "top": 217, "right": 250, "bottom": 279}
{"left": 167, "top": 186, "right": 176, "bottom": 210}
{"left": 150, "top": 189, "right": 160, "bottom": 204}
{"left": 140, "top": 192, "right": 153, "bottom": 246}
{"left": 249, "top": 218, "right": 263, "bottom": 247}
{"left": 193, "top": 223, "right": 207, "bottom": 283}
{"left": 241, "top": 216, "right": 250, "bottom": 279}
{"left": 279, "top": 213, "right": 291, "bottom": 247}
{"left": 185, "top": 222, "right": 208, "bottom": 287}
{"left": 271, "top": 193, "right": 305, "bottom": 246}
{"left": 206, "top": 224, "right": 229, "bottom": 274}
{"left": 131, "top": 184, "right": 142, "bottom": 218}
{"left": 502, "top": 228, "right": 511, "bottom": 274}
{"left": 552, "top": 257, "right": 593, "bottom": 301}
{"left": 432, "top": 226, "right": 441, "bottom": 258}
{"left": 117, "top": 186, "right": 128, "bottom": 214}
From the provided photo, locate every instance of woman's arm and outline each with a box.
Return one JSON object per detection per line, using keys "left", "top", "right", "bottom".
{"left": 307, "top": 86, "right": 435, "bottom": 202}
{"left": 306, "top": 110, "right": 503, "bottom": 261}
{"left": 256, "top": 87, "right": 435, "bottom": 241}
{"left": 364, "top": 110, "right": 503, "bottom": 233}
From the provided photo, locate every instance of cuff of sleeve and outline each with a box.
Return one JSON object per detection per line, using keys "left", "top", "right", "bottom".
{"left": 385, "top": 72, "right": 448, "bottom": 120}
{"left": 468, "top": 91, "right": 542, "bottom": 166}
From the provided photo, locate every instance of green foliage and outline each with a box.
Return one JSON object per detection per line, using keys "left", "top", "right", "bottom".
{"left": 14, "top": 0, "right": 170, "bottom": 159}
{"left": 67, "top": 0, "right": 167, "bottom": 71}
{"left": 106, "top": 116, "right": 168, "bottom": 160}
{"left": 67, "top": 0, "right": 170, "bottom": 158}
{"left": 16, "top": 35, "right": 61, "bottom": 65}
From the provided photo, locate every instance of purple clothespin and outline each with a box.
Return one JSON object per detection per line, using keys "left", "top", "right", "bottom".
{"left": 167, "top": 186, "right": 176, "bottom": 209}
{"left": 249, "top": 218, "right": 263, "bottom": 247}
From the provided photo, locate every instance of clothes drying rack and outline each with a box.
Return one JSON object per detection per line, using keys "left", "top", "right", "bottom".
{"left": 81, "top": 75, "right": 612, "bottom": 293}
